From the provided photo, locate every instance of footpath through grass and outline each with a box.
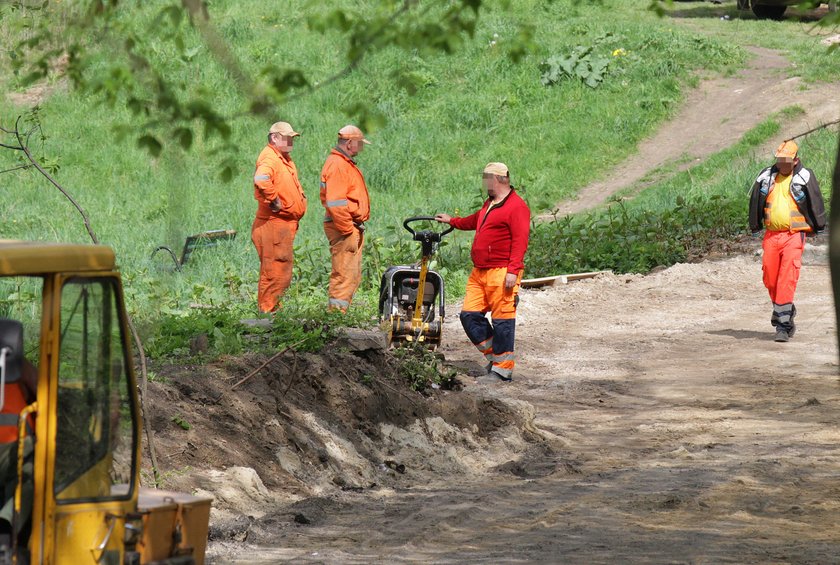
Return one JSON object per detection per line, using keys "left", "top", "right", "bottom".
{"left": 0, "top": 0, "right": 833, "bottom": 357}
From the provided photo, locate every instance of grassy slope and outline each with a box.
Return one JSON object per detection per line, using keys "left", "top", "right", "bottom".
{"left": 0, "top": 0, "right": 834, "bottom": 340}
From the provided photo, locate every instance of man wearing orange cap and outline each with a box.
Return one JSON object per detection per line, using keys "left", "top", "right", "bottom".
{"left": 749, "top": 140, "right": 825, "bottom": 342}
{"left": 251, "top": 121, "right": 308, "bottom": 313}
{"left": 320, "top": 125, "right": 372, "bottom": 312}
{"left": 436, "top": 163, "right": 531, "bottom": 384}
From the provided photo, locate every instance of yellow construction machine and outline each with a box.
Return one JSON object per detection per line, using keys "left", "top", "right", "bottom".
{"left": 378, "top": 216, "right": 453, "bottom": 348}
{"left": 0, "top": 240, "right": 211, "bottom": 564}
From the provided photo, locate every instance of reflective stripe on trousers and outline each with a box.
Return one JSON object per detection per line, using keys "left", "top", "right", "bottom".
{"left": 460, "top": 267, "right": 520, "bottom": 379}
{"left": 771, "top": 302, "right": 796, "bottom": 331}
{"left": 460, "top": 312, "right": 516, "bottom": 379}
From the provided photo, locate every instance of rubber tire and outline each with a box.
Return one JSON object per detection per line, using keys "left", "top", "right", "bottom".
{"left": 752, "top": 4, "right": 786, "bottom": 19}
{"left": 736, "top": 0, "right": 749, "bottom": 9}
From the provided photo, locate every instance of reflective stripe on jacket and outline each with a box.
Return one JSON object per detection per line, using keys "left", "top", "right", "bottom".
{"left": 0, "top": 383, "right": 33, "bottom": 444}
{"left": 253, "top": 145, "right": 307, "bottom": 221}
{"left": 320, "top": 148, "right": 370, "bottom": 235}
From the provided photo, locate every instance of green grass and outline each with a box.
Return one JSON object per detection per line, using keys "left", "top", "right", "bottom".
{"left": 0, "top": 0, "right": 834, "bottom": 353}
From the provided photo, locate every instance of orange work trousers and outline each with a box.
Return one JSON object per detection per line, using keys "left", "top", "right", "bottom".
{"left": 324, "top": 222, "right": 364, "bottom": 312}
{"left": 251, "top": 217, "right": 298, "bottom": 313}
{"left": 460, "top": 267, "right": 521, "bottom": 380}
{"left": 762, "top": 230, "right": 805, "bottom": 306}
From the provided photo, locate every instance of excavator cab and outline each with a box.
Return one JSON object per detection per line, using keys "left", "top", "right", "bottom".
{"left": 0, "top": 241, "right": 210, "bottom": 564}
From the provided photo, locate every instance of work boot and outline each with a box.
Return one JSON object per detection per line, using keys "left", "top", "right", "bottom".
{"left": 476, "top": 371, "right": 512, "bottom": 385}
{"left": 771, "top": 303, "right": 795, "bottom": 338}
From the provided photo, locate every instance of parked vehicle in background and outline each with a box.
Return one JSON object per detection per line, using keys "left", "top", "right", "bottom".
{"left": 737, "top": 0, "right": 836, "bottom": 20}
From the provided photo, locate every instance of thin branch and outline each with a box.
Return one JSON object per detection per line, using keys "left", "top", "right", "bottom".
{"left": 230, "top": 339, "right": 307, "bottom": 391}
{"left": 14, "top": 116, "right": 99, "bottom": 244}
{"left": 189, "top": 0, "right": 417, "bottom": 122}
{"left": 786, "top": 118, "right": 840, "bottom": 142}
{"left": 127, "top": 315, "right": 161, "bottom": 488}
{"left": 24, "top": 125, "right": 38, "bottom": 149}
{"left": 181, "top": 0, "right": 258, "bottom": 105}
{"left": 286, "top": 0, "right": 416, "bottom": 103}
{"left": 0, "top": 164, "right": 34, "bottom": 174}
{"left": 0, "top": 142, "right": 23, "bottom": 151}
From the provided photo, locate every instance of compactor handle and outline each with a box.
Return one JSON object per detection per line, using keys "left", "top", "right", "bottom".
{"left": 402, "top": 216, "right": 455, "bottom": 240}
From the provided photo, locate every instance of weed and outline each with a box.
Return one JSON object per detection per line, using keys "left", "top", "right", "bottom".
{"left": 540, "top": 46, "right": 611, "bottom": 88}
{"left": 140, "top": 465, "right": 194, "bottom": 489}
{"left": 393, "top": 345, "right": 458, "bottom": 392}
{"left": 270, "top": 290, "right": 374, "bottom": 352}
{"left": 146, "top": 370, "right": 170, "bottom": 384}
{"left": 142, "top": 306, "right": 250, "bottom": 359}
{"left": 171, "top": 416, "right": 191, "bottom": 431}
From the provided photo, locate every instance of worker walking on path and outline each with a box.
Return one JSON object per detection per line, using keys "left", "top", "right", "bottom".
{"left": 251, "top": 121, "right": 308, "bottom": 313}
{"left": 436, "top": 163, "right": 531, "bottom": 384}
{"left": 749, "top": 140, "right": 825, "bottom": 342}
{"left": 320, "top": 125, "right": 371, "bottom": 312}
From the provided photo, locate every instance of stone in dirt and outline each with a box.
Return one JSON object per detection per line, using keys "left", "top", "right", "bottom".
{"left": 335, "top": 328, "right": 388, "bottom": 352}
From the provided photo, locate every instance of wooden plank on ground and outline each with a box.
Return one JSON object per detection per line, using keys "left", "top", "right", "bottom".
{"left": 520, "top": 270, "right": 611, "bottom": 289}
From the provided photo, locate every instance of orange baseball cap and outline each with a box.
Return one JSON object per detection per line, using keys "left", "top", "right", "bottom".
{"left": 775, "top": 140, "right": 798, "bottom": 159}
{"left": 269, "top": 121, "right": 300, "bottom": 137}
{"left": 338, "top": 125, "right": 371, "bottom": 145}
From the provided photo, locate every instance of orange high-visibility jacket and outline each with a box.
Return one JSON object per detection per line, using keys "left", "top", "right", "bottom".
{"left": 253, "top": 145, "right": 307, "bottom": 221}
{"left": 0, "top": 382, "right": 34, "bottom": 444}
{"left": 320, "top": 148, "right": 370, "bottom": 235}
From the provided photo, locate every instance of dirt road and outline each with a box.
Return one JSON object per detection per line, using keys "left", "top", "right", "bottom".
{"left": 211, "top": 243, "right": 839, "bottom": 563}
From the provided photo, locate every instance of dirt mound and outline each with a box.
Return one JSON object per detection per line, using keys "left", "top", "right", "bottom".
{"left": 142, "top": 345, "right": 564, "bottom": 550}
{"left": 155, "top": 247, "right": 838, "bottom": 563}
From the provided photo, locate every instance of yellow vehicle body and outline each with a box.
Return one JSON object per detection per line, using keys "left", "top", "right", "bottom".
{"left": 0, "top": 241, "right": 211, "bottom": 565}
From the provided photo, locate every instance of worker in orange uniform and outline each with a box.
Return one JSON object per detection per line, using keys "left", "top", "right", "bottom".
{"left": 320, "top": 125, "right": 371, "bottom": 312}
{"left": 251, "top": 121, "right": 308, "bottom": 313}
{"left": 436, "top": 163, "right": 531, "bottom": 384}
{"left": 0, "top": 323, "right": 36, "bottom": 543}
{"left": 749, "top": 140, "right": 825, "bottom": 342}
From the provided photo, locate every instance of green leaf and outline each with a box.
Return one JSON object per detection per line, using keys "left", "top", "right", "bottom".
{"left": 172, "top": 416, "right": 191, "bottom": 430}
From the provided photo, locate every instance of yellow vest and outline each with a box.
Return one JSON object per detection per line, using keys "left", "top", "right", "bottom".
{"left": 764, "top": 174, "right": 811, "bottom": 233}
